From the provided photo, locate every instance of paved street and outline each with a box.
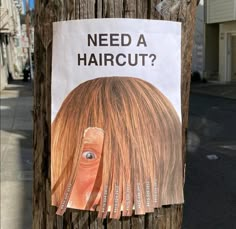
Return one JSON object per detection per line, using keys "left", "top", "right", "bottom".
{"left": 0, "top": 80, "right": 236, "bottom": 228}
{"left": 0, "top": 80, "right": 33, "bottom": 229}
{"left": 183, "top": 92, "right": 236, "bottom": 228}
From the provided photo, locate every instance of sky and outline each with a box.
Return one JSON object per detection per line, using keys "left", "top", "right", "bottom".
{"left": 28, "top": 0, "right": 34, "bottom": 9}
{"left": 23, "top": 0, "right": 34, "bottom": 13}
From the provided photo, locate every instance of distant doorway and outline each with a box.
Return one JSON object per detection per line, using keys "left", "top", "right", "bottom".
{"left": 231, "top": 35, "right": 236, "bottom": 81}
{"left": 226, "top": 33, "right": 236, "bottom": 82}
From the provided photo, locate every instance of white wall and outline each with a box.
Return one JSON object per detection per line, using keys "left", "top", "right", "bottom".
{"left": 207, "top": 0, "right": 236, "bottom": 24}
{"left": 192, "top": 0, "right": 204, "bottom": 76}
{"left": 0, "top": 38, "right": 8, "bottom": 90}
{"left": 0, "top": 65, "right": 8, "bottom": 90}
{"left": 219, "top": 21, "right": 236, "bottom": 82}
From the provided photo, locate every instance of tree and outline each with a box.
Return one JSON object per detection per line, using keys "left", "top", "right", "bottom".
{"left": 33, "top": 0, "right": 198, "bottom": 228}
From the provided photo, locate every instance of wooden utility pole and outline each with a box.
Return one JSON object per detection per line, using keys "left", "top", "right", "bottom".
{"left": 33, "top": 0, "right": 198, "bottom": 228}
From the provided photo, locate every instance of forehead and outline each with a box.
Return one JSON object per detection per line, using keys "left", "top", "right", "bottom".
{"left": 83, "top": 127, "right": 104, "bottom": 144}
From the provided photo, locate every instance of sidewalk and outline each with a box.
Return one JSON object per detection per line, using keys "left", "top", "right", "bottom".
{"left": 0, "top": 80, "right": 33, "bottom": 229}
{"left": 190, "top": 81, "right": 236, "bottom": 100}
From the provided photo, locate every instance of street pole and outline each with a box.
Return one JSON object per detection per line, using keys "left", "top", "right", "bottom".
{"left": 33, "top": 0, "right": 198, "bottom": 228}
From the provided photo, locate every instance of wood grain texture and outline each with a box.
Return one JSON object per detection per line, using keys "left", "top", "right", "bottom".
{"left": 34, "top": 0, "right": 198, "bottom": 228}
{"left": 150, "top": 0, "right": 162, "bottom": 19}
{"left": 123, "top": 0, "right": 136, "bottom": 18}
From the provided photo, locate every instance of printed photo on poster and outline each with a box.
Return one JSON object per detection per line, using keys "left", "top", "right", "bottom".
{"left": 51, "top": 19, "right": 183, "bottom": 219}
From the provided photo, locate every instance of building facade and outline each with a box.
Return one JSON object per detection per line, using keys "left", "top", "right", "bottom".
{"left": 0, "top": 0, "right": 23, "bottom": 90}
{"left": 204, "top": 0, "right": 236, "bottom": 82}
{"left": 192, "top": 0, "right": 205, "bottom": 78}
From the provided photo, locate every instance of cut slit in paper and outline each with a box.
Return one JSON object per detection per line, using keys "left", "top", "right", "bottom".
{"left": 56, "top": 127, "right": 104, "bottom": 215}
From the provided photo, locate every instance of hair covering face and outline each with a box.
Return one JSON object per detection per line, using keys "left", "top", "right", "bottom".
{"left": 51, "top": 77, "right": 184, "bottom": 219}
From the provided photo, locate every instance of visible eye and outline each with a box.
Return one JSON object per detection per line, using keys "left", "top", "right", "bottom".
{"left": 82, "top": 151, "right": 97, "bottom": 160}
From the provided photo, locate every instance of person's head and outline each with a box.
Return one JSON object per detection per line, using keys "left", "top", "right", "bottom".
{"left": 51, "top": 76, "right": 183, "bottom": 219}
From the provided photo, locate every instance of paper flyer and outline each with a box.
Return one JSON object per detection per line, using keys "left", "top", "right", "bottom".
{"left": 51, "top": 19, "right": 183, "bottom": 219}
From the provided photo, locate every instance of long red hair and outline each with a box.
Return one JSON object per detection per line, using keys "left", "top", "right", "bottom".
{"left": 51, "top": 77, "right": 183, "bottom": 218}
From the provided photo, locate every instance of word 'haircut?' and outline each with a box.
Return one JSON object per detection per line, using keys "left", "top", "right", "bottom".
{"left": 51, "top": 76, "right": 184, "bottom": 219}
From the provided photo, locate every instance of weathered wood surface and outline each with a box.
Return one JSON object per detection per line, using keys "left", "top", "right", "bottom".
{"left": 33, "top": 0, "right": 198, "bottom": 228}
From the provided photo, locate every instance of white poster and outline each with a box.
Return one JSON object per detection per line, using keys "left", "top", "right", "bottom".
{"left": 52, "top": 19, "right": 181, "bottom": 122}
{"left": 51, "top": 19, "right": 183, "bottom": 219}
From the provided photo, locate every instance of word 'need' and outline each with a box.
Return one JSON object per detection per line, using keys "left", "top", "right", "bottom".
{"left": 88, "top": 33, "right": 147, "bottom": 47}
